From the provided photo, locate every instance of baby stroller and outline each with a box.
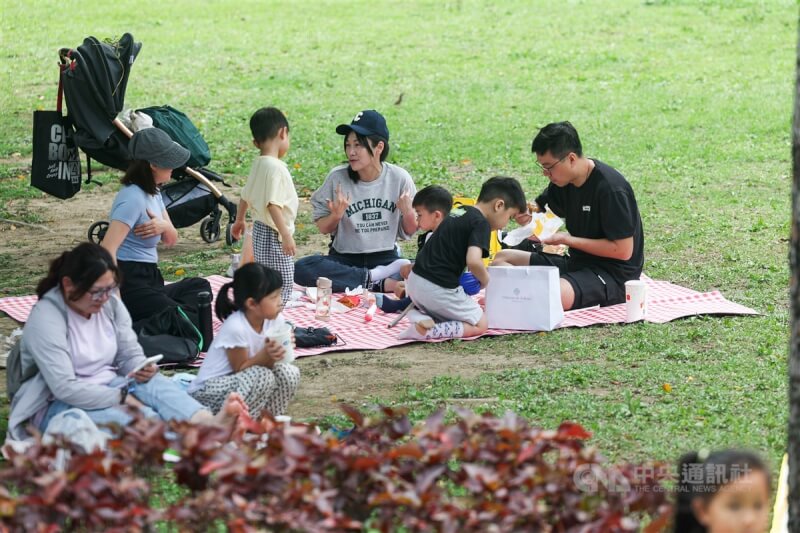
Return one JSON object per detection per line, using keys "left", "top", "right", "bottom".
{"left": 54, "top": 33, "right": 236, "bottom": 244}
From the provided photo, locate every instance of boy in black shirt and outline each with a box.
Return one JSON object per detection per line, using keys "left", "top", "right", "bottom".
{"left": 401, "top": 177, "right": 526, "bottom": 340}
{"left": 376, "top": 185, "right": 453, "bottom": 313}
{"left": 492, "top": 122, "right": 644, "bottom": 310}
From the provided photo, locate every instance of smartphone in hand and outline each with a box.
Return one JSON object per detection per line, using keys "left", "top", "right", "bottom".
{"left": 127, "top": 354, "right": 163, "bottom": 377}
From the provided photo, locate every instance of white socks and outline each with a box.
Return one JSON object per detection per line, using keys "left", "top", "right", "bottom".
{"left": 406, "top": 309, "right": 434, "bottom": 329}
{"left": 369, "top": 259, "right": 411, "bottom": 283}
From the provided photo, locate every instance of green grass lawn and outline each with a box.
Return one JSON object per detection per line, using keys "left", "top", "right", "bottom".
{"left": 1, "top": 0, "right": 795, "bottom": 481}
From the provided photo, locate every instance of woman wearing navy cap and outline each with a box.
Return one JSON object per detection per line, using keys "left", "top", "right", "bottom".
{"left": 294, "top": 110, "right": 417, "bottom": 293}
{"left": 100, "top": 127, "right": 211, "bottom": 330}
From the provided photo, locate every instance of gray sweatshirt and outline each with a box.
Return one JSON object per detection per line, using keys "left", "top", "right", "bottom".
{"left": 310, "top": 163, "right": 416, "bottom": 254}
{"left": 6, "top": 287, "right": 146, "bottom": 442}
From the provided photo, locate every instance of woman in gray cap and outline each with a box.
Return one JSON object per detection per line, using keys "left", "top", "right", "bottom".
{"left": 293, "top": 110, "right": 417, "bottom": 293}
{"left": 100, "top": 127, "right": 211, "bottom": 330}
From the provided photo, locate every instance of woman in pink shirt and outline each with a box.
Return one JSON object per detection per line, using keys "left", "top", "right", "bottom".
{"left": 7, "top": 242, "right": 244, "bottom": 442}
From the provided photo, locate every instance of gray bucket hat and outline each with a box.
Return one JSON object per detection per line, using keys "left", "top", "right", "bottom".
{"left": 128, "top": 128, "right": 190, "bottom": 169}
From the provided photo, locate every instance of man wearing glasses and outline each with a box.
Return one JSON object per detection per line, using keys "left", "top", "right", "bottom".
{"left": 492, "top": 121, "right": 644, "bottom": 311}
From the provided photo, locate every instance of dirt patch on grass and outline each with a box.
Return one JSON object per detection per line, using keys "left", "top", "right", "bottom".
{"left": 1, "top": 186, "right": 111, "bottom": 292}
{"left": 0, "top": 177, "right": 542, "bottom": 420}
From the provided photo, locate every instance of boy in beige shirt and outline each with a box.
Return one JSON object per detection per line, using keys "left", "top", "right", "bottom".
{"left": 231, "top": 107, "right": 299, "bottom": 304}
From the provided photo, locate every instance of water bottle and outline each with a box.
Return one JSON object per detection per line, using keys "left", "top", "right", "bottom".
{"left": 459, "top": 272, "right": 481, "bottom": 295}
{"left": 197, "top": 291, "right": 214, "bottom": 351}
{"left": 315, "top": 277, "right": 332, "bottom": 321}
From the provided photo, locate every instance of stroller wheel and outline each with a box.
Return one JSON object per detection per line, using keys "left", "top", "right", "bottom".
{"left": 200, "top": 217, "right": 221, "bottom": 243}
{"left": 88, "top": 221, "right": 109, "bottom": 244}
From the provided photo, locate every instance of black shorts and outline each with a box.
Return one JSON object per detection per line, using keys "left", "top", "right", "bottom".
{"left": 527, "top": 252, "right": 626, "bottom": 309}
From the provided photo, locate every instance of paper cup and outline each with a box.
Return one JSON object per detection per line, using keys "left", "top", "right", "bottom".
{"left": 625, "top": 280, "right": 647, "bottom": 322}
{"left": 266, "top": 322, "right": 295, "bottom": 364}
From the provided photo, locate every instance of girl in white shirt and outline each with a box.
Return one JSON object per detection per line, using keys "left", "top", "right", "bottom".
{"left": 189, "top": 263, "right": 300, "bottom": 416}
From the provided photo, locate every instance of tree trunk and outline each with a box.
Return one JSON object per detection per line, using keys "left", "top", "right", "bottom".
{"left": 789, "top": 11, "right": 800, "bottom": 532}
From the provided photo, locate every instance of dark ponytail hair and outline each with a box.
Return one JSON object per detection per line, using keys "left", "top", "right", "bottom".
{"left": 36, "top": 242, "right": 120, "bottom": 300}
{"left": 215, "top": 263, "right": 283, "bottom": 320}
{"left": 673, "top": 449, "right": 770, "bottom": 533}
{"left": 122, "top": 159, "right": 157, "bottom": 195}
{"left": 345, "top": 132, "right": 390, "bottom": 183}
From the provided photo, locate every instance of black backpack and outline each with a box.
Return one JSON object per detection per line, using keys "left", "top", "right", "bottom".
{"left": 135, "top": 305, "right": 203, "bottom": 366}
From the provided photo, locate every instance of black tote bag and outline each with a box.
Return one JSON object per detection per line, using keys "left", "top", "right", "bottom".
{"left": 30, "top": 65, "right": 81, "bottom": 199}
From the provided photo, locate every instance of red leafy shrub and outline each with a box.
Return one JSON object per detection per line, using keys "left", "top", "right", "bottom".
{"left": 0, "top": 406, "right": 672, "bottom": 532}
{"left": 0, "top": 424, "right": 161, "bottom": 531}
{"left": 167, "top": 406, "right": 672, "bottom": 532}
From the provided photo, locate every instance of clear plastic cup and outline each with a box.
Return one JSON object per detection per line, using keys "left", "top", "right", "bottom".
{"left": 266, "top": 321, "right": 295, "bottom": 363}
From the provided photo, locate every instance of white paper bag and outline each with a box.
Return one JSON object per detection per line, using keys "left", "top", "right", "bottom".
{"left": 485, "top": 266, "right": 563, "bottom": 331}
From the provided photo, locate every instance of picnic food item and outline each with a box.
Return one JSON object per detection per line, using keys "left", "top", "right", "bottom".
{"left": 501, "top": 204, "right": 563, "bottom": 246}
{"left": 531, "top": 205, "right": 561, "bottom": 239}
{"left": 542, "top": 244, "right": 569, "bottom": 256}
{"left": 337, "top": 295, "right": 361, "bottom": 308}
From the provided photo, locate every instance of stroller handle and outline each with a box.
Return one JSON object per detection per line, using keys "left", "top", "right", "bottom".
{"left": 58, "top": 48, "right": 73, "bottom": 65}
{"left": 110, "top": 111, "right": 223, "bottom": 199}
{"left": 184, "top": 167, "right": 223, "bottom": 198}
{"left": 112, "top": 118, "right": 134, "bottom": 139}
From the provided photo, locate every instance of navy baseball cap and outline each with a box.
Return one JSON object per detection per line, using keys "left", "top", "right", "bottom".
{"left": 335, "top": 110, "right": 389, "bottom": 140}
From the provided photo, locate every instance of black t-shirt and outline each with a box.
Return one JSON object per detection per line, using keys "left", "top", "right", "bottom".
{"left": 535, "top": 159, "right": 644, "bottom": 283}
{"left": 417, "top": 230, "right": 432, "bottom": 253}
{"left": 412, "top": 206, "right": 490, "bottom": 288}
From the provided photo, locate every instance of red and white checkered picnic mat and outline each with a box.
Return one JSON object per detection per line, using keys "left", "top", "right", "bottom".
{"left": 0, "top": 274, "right": 758, "bottom": 360}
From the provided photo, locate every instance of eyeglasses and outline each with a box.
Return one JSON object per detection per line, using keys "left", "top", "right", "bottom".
{"left": 88, "top": 284, "right": 118, "bottom": 301}
{"left": 536, "top": 155, "right": 567, "bottom": 175}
